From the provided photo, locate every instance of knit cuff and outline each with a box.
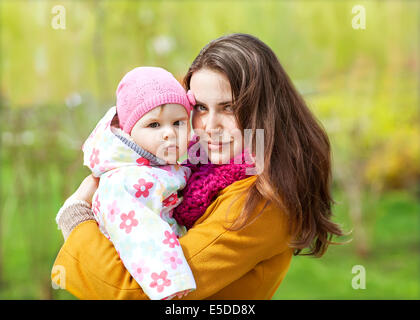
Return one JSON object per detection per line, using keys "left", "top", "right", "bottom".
{"left": 56, "top": 198, "right": 95, "bottom": 240}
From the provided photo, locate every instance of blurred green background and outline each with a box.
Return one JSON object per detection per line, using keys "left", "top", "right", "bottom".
{"left": 0, "top": 0, "right": 419, "bottom": 299}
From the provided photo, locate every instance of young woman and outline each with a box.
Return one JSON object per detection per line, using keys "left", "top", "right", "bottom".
{"left": 52, "top": 33, "right": 344, "bottom": 299}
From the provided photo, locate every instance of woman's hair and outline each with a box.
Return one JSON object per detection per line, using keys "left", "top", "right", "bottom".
{"left": 183, "top": 33, "right": 346, "bottom": 257}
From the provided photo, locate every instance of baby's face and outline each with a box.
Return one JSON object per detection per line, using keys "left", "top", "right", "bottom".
{"left": 131, "top": 104, "right": 190, "bottom": 164}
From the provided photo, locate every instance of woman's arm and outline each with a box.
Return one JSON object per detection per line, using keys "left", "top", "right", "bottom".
{"left": 55, "top": 175, "right": 98, "bottom": 240}
{"left": 52, "top": 181, "right": 291, "bottom": 300}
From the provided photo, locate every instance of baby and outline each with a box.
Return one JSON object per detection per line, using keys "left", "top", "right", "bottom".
{"left": 81, "top": 67, "right": 196, "bottom": 300}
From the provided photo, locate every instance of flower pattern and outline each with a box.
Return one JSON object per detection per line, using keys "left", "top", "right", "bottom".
{"left": 133, "top": 178, "right": 154, "bottom": 198}
{"left": 107, "top": 200, "right": 120, "bottom": 223}
{"left": 163, "top": 230, "right": 179, "bottom": 248}
{"left": 92, "top": 194, "right": 101, "bottom": 217}
{"left": 163, "top": 193, "right": 178, "bottom": 208}
{"left": 119, "top": 210, "right": 138, "bottom": 234}
{"left": 131, "top": 259, "right": 150, "bottom": 282}
{"left": 89, "top": 148, "right": 100, "bottom": 168}
{"left": 163, "top": 251, "right": 183, "bottom": 270}
{"left": 150, "top": 271, "right": 171, "bottom": 293}
{"left": 136, "top": 157, "right": 151, "bottom": 166}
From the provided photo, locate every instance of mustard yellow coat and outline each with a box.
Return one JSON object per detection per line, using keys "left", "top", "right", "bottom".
{"left": 51, "top": 175, "right": 293, "bottom": 299}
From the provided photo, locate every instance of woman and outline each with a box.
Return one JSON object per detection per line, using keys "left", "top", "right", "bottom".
{"left": 52, "top": 33, "right": 344, "bottom": 299}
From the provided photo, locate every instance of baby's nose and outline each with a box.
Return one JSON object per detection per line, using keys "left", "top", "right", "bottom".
{"left": 162, "top": 127, "right": 177, "bottom": 141}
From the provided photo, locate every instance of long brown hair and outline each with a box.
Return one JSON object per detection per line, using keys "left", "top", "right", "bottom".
{"left": 183, "top": 33, "right": 346, "bottom": 257}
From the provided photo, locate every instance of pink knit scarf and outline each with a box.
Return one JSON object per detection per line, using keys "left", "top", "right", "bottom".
{"left": 173, "top": 136, "right": 255, "bottom": 229}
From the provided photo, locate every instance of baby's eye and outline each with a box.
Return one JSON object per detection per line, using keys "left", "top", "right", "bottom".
{"left": 148, "top": 122, "right": 159, "bottom": 128}
{"left": 193, "top": 104, "right": 207, "bottom": 112}
{"left": 174, "top": 120, "right": 185, "bottom": 126}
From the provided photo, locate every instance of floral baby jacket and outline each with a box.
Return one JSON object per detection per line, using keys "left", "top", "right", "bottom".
{"left": 82, "top": 106, "right": 196, "bottom": 300}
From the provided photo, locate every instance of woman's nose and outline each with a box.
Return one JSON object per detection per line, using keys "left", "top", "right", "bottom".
{"left": 204, "top": 112, "right": 223, "bottom": 136}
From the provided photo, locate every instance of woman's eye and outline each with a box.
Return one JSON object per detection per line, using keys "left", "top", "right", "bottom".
{"left": 148, "top": 122, "right": 159, "bottom": 128}
{"left": 224, "top": 105, "right": 233, "bottom": 112}
{"left": 194, "top": 104, "right": 207, "bottom": 112}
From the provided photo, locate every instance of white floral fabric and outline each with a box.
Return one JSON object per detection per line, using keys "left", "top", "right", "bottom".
{"left": 82, "top": 107, "right": 196, "bottom": 300}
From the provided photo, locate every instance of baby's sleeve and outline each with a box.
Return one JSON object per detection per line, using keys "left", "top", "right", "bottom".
{"left": 95, "top": 167, "right": 196, "bottom": 300}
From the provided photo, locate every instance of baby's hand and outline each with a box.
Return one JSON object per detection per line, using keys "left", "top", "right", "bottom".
{"left": 162, "top": 289, "right": 191, "bottom": 300}
{"left": 68, "top": 174, "right": 99, "bottom": 205}
{"left": 174, "top": 289, "right": 190, "bottom": 299}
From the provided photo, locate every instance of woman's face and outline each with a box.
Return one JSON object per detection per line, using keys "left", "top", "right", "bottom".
{"left": 189, "top": 68, "right": 243, "bottom": 164}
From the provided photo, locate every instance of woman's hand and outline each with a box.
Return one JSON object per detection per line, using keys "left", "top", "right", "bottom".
{"left": 56, "top": 174, "right": 99, "bottom": 240}
{"left": 68, "top": 174, "right": 99, "bottom": 205}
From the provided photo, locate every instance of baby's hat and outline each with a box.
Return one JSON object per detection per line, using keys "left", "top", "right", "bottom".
{"left": 116, "top": 66, "right": 196, "bottom": 134}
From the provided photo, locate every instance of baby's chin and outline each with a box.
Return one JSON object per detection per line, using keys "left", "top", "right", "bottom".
{"left": 162, "top": 156, "right": 182, "bottom": 165}
{"left": 159, "top": 148, "right": 188, "bottom": 165}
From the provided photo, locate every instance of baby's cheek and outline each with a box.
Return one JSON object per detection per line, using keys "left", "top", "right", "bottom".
{"left": 178, "top": 127, "right": 190, "bottom": 152}
{"left": 132, "top": 130, "right": 157, "bottom": 155}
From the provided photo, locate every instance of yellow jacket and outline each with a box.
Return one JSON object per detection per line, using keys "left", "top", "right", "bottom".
{"left": 51, "top": 175, "right": 294, "bottom": 299}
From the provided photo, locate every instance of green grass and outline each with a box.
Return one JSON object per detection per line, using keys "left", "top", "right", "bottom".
{"left": 273, "top": 190, "right": 419, "bottom": 299}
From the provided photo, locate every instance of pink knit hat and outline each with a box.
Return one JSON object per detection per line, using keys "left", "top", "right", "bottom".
{"left": 116, "top": 67, "right": 196, "bottom": 134}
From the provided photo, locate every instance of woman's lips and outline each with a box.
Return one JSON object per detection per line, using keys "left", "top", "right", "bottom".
{"left": 207, "top": 141, "right": 231, "bottom": 151}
